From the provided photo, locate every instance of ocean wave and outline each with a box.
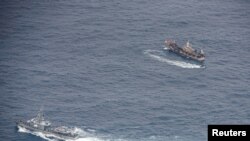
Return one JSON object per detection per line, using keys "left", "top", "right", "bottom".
{"left": 143, "top": 49, "right": 205, "bottom": 69}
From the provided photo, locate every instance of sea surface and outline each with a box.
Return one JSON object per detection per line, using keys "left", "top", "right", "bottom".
{"left": 0, "top": 0, "right": 250, "bottom": 141}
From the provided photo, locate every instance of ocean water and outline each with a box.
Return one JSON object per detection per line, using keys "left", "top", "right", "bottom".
{"left": 0, "top": 0, "right": 250, "bottom": 141}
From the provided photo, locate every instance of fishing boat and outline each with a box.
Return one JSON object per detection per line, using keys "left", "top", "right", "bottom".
{"left": 164, "top": 39, "right": 205, "bottom": 62}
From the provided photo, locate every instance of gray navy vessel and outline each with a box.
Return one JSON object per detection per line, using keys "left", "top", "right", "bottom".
{"left": 164, "top": 39, "right": 205, "bottom": 62}
{"left": 16, "top": 109, "right": 78, "bottom": 140}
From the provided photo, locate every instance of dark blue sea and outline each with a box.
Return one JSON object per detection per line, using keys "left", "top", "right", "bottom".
{"left": 0, "top": 0, "right": 250, "bottom": 141}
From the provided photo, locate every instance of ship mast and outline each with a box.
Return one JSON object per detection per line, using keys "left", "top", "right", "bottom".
{"left": 186, "top": 40, "right": 191, "bottom": 47}
{"left": 36, "top": 108, "right": 44, "bottom": 124}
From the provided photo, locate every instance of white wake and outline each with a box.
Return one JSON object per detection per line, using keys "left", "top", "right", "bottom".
{"left": 143, "top": 49, "right": 205, "bottom": 69}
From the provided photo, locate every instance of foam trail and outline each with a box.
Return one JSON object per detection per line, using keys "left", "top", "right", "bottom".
{"left": 66, "top": 127, "right": 103, "bottom": 141}
{"left": 73, "top": 138, "right": 102, "bottom": 141}
{"left": 143, "top": 49, "right": 205, "bottom": 69}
